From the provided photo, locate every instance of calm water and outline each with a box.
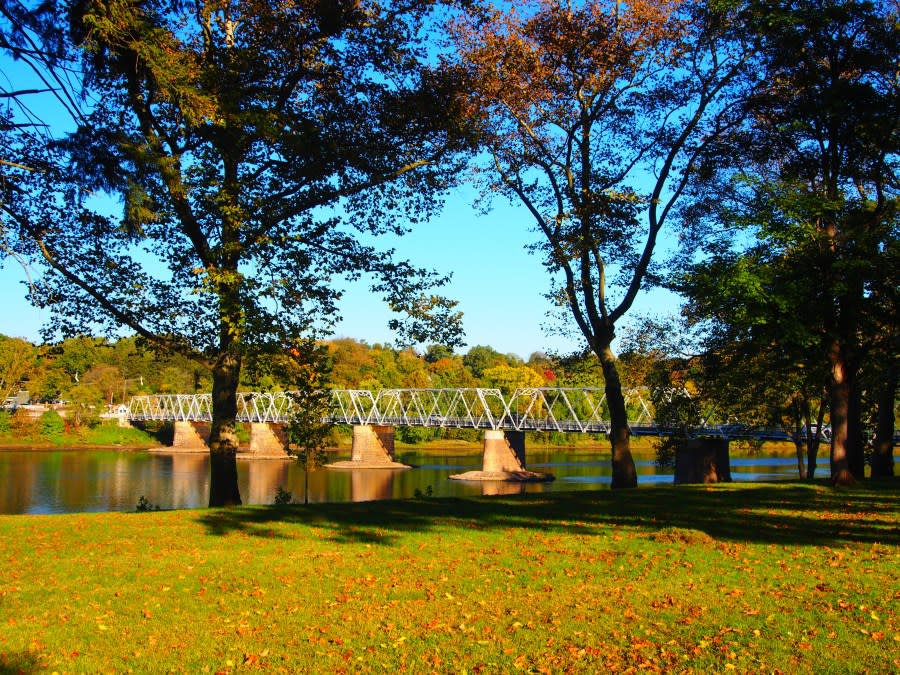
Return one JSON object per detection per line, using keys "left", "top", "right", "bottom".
{"left": 0, "top": 448, "right": 819, "bottom": 515}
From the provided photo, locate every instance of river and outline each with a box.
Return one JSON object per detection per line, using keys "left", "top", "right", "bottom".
{"left": 0, "top": 447, "right": 820, "bottom": 515}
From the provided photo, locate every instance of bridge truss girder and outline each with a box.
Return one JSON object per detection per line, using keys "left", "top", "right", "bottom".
{"left": 125, "top": 387, "right": 795, "bottom": 440}
{"left": 372, "top": 388, "right": 507, "bottom": 429}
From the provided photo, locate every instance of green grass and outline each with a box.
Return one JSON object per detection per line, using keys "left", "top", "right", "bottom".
{"left": 1, "top": 482, "right": 898, "bottom": 673}
{"left": 0, "top": 420, "right": 160, "bottom": 449}
{"left": 75, "top": 423, "right": 160, "bottom": 447}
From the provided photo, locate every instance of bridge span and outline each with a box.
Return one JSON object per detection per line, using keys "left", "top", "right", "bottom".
{"left": 127, "top": 388, "right": 657, "bottom": 433}
{"left": 124, "top": 388, "right": 799, "bottom": 482}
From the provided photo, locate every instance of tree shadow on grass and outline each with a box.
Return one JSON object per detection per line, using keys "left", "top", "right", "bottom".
{"left": 0, "top": 650, "right": 41, "bottom": 675}
{"left": 195, "top": 479, "right": 900, "bottom": 549}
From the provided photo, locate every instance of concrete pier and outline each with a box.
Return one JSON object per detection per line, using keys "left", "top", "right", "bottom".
{"left": 327, "top": 425, "right": 410, "bottom": 470}
{"left": 449, "top": 430, "right": 553, "bottom": 482}
{"left": 153, "top": 420, "right": 209, "bottom": 453}
{"left": 240, "top": 422, "right": 290, "bottom": 459}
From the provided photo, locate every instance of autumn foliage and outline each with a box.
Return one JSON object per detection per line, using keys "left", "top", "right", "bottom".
{"left": 451, "top": 0, "right": 750, "bottom": 488}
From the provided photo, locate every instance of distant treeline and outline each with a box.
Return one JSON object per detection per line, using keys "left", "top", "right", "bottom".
{"left": 1, "top": 333, "right": 665, "bottom": 407}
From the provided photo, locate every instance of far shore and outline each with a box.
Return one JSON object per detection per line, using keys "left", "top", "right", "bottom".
{"left": 0, "top": 437, "right": 800, "bottom": 459}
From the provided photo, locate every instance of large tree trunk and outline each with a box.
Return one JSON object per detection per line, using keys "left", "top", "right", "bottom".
{"left": 597, "top": 344, "right": 637, "bottom": 489}
{"left": 871, "top": 365, "right": 897, "bottom": 479}
{"left": 847, "top": 382, "right": 865, "bottom": 479}
{"left": 829, "top": 339, "right": 856, "bottom": 486}
{"left": 208, "top": 349, "right": 242, "bottom": 507}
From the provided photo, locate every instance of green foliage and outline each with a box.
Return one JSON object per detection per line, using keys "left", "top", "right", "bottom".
{"left": 234, "top": 424, "right": 250, "bottom": 445}
{"left": 78, "top": 421, "right": 158, "bottom": 447}
{"left": 424, "top": 344, "right": 454, "bottom": 363}
{"left": 38, "top": 410, "right": 65, "bottom": 441}
{"left": 650, "top": 384, "right": 703, "bottom": 469}
{"left": 273, "top": 487, "right": 293, "bottom": 506}
{"left": 462, "top": 345, "right": 505, "bottom": 379}
{"left": 285, "top": 341, "right": 334, "bottom": 504}
{"left": 135, "top": 496, "right": 160, "bottom": 512}
{"left": 677, "top": 0, "right": 899, "bottom": 481}
{"left": 14, "top": 0, "right": 470, "bottom": 358}
{"left": 0, "top": 336, "right": 38, "bottom": 402}
{"left": 396, "top": 425, "right": 433, "bottom": 445}
{"left": 0, "top": 411, "right": 11, "bottom": 434}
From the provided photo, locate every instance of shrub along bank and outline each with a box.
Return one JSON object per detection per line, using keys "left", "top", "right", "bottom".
{"left": 0, "top": 482, "right": 896, "bottom": 673}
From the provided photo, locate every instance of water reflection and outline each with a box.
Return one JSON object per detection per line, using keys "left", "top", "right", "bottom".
{"left": 243, "top": 458, "right": 291, "bottom": 504}
{"left": 0, "top": 448, "right": 820, "bottom": 515}
{"left": 481, "top": 481, "right": 527, "bottom": 496}
{"left": 349, "top": 470, "right": 396, "bottom": 502}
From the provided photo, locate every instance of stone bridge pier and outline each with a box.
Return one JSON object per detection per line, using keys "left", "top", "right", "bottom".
{"left": 154, "top": 420, "right": 209, "bottom": 453}
{"left": 242, "top": 423, "right": 290, "bottom": 459}
{"left": 327, "top": 425, "right": 410, "bottom": 470}
{"left": 153, "top": 420, "right": 290, "bottom": 458}
{"left": 450, "top": 430, "right": 553, "bottom": 483}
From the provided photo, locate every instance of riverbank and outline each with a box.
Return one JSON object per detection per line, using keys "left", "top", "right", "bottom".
{"left": 0, "top": 428, "right": 803, "bottom": 461}
{"left": 0, "top": 482, "right": 896, "bottom": 673}
{"left": 0, "top": 422, "right": 159, "bottom": 450}
{"left": 394, "top": 436, "right": 799, "bottom": 458}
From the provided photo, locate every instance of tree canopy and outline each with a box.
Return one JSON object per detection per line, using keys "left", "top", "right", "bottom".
{"left": 2, "top": 0, "right": 475, "bottom": 504}
{"left": 452, "top": 0, "right": 754, "bottom": 486}
{"left": 677, "top": 0, "right": 899, "bottom": 484}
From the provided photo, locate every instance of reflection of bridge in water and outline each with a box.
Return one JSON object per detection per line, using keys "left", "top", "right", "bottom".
{"left": 127, "top": 388, "right": 797, "bottom": 481}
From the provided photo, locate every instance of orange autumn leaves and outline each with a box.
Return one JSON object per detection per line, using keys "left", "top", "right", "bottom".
{"left": 452, "top": 0, "right": 685, "bottom": 129}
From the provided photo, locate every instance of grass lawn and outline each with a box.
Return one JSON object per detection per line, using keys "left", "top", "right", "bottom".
{"left": 1, "top": 481, "right": 897, "bottom": 673}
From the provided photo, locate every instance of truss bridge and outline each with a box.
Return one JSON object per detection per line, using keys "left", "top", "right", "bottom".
{"left": 123, "top": 387, "right": 819, "bottom": 481}
{"left": 127, "top": 387, "right": 661, "bottom": 433}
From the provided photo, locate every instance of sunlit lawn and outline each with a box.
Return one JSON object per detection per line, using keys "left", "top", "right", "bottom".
{"left": 1, "top": 481, "right": 897, "bottom": 673}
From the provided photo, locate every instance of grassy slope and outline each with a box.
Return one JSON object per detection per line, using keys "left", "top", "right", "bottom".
{"left": 0, "top": 422, "right": 160, "bottom": 449}
{"left": 0, "top": 482, "right": 897, "bottom": 674}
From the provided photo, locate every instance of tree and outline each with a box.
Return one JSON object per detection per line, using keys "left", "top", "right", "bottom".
{"left": 481, "top": 362, "right": 544, "bottom": 395}
{"left": 2, "top": 0, "right": 87, "bottom": 272}
{"left": 462, "top": 344, "right": 506, "bottom": 379}
{"left": 453, "top": 0, "right": 753, "bottom": 486}
{"left": 285, "top": 341, "right": 332, "bottom": 506}
{"left": 5, "top": 0, "right": 472, "bottom": 505}
{"left": 678, "top": 0, "right": 899, "bottom": 485}
{"left": 424, "top": 343, "right": 454, "bottom": 364}
{"left": 673, "top": 256, "right": 833, "bottom": 479}
{"left": 0, "top": 335, "right": 36, "bottom": 401}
